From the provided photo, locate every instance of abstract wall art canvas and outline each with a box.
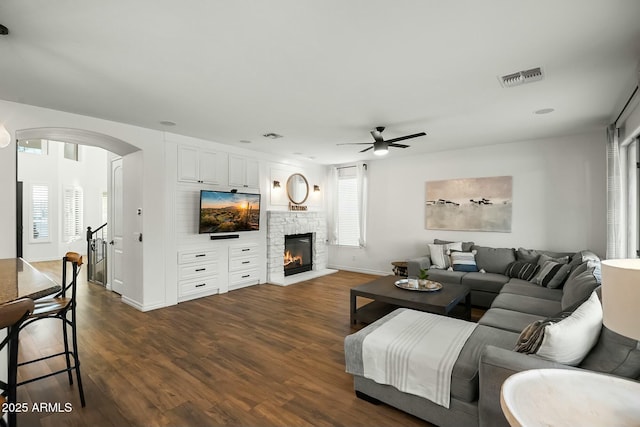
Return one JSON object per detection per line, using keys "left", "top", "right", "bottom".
{"left": 425, "top": 176, "right": 512, "bottom": 232}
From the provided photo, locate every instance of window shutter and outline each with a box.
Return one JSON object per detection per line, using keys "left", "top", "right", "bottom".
{"left": 63, "top": 186, "right": 83, "bottom": 242}
{"left": 337, "top": 166, "right": 360, "bottom": 246}
{"left": 31, "top": 185, "right": 49, "bottom": 241}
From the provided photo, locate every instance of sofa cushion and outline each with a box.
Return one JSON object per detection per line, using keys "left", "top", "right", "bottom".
{"left": 561, "top": 263, "right": 600, "bottom": 310}
{"left": 537, "top": 253, "right": 570, "bottom": 266}
{"left": 477, "top": 308, "right": 544, "bottom": 334}
{"left": 529, "top": 260, "right": 571, "bottom": 288}
{"left": 505, "top": 261, "right": 539, "bottom": 281}
{"left": 450, "top": 325, "right": 519, "bottom": 402}
{"left": 500, "top": 280, "right": 563, "bottom": 301}
{"left": 450, "top": 250, "right": 479, "bottom": 272}
{"left": 429, "top": 241, "right": 463, "bottom": 269}
{"left": 425, "top": 269, "right": 467, "bottom": 284}
{"left": 461, "top": 272, "right": 509, "bottom": 294}
{"left": 568, "top": 249, "right": 600, "bottom": 269}
{"left": 516, "top": 291, "right": 602, "bottom": 366}
{"left": 434, "top": 239, "right": 475, "bottom": 252}
{"left": 472, "top": 246, "right": 516, "bottom": 274}
{"left": 579, "top": 326, "right": 640, "bottom": 378}
{"left": 490, "top": 293, "right": 561, "bottom": 317}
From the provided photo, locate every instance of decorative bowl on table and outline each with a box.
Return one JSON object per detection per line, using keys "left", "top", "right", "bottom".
{"left": 394, "top": 278, "right": 443, "bottom": 292}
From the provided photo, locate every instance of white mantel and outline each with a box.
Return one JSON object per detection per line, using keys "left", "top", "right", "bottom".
{"left": 266, "top": 211, "right": 336, "bottom": 285}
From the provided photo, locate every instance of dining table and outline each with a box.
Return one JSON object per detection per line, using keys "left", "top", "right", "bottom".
{"left": 0, "top": 257, "right": 61, "bottom": 427}
{"left": 0, "top": 258, "right": 61, "bottom": 304}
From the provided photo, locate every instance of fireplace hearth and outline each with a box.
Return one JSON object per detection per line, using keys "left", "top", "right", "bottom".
{"left": 284, "top": 233, "right": 313, "bottom": 276}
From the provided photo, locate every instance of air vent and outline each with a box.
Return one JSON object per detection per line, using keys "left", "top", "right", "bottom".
{"left": 499, "top": 67, "right": 544, "bottom": 88}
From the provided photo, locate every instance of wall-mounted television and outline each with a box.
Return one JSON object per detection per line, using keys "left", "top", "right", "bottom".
{"left": 199, "top": 190, "right": 261, "bottom": 234}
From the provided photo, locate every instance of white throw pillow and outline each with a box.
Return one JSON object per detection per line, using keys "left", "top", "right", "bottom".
{"left": 536, "top": 291, "right": 602, "bottom": 365}
{"left": 428, "top": 241, "right": 463, "bottom": 269}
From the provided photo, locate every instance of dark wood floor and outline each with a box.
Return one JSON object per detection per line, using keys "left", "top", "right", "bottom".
{"left": 17, "top": 264, "right": 434, "bottom": 427}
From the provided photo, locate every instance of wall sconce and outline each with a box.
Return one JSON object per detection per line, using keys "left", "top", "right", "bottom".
{"left": 273, "top": 180, "right": 281, "bottom": 189}
{"left": 313, "top": 185, "right": 320, "bottom": 192}
{"left": 0, "top": 124, "right": 10, "bottom": 148}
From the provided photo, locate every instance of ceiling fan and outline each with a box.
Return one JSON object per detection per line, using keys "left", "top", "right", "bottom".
{"left": 338, "top": 126, "right": 427, "bottom": 156}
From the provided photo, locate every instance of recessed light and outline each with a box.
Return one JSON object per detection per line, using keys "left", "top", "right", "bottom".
{"left": 293, "top": 152, "right": 304, "bottom": 156}
{"left": 534, "top": 108, "right": 555, "bottom": 115}
{"left": 159, "top": 120, "right": 176, "bottom": 126}
{"left": 239, "top": 140, "right": 252, "bottom": 144}
{"left": 262, "top": 132, "right": 283, "bottom": 139}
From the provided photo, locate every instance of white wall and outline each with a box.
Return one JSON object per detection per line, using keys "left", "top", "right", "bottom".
{"left": 18, "top": 141, "right": 108, "bottom": 261}
{"left": 0, "top": 100, "right": 164, "bottom": 311}
{"left": 329, "top": 130, "right": 607, "bottom": 275}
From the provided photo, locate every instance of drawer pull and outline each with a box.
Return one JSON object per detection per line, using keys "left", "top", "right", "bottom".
{"left": 195, "top": 283, "right": 206, "bottom": 288}
{"left": 241, "top": 248, "right": 250, "bottom": 252}
{"left": 242, "top": 274, "right": 250, "bottom": 278}
{"left": 195, "top": 268, "right": 206, "bottom": 272}
{"left": 195, "top": 254, "right": 206, "bottom": 258}
{"left": 242, "top": 261, "right": 250, "bottom": 264}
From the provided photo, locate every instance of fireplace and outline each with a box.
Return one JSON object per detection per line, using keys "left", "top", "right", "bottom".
{"left": 284, "top": 233, "right": 313, "bottom": 276}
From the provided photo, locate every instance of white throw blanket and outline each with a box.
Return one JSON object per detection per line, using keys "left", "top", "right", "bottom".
{"left": 362, "top": 309, "right": 477, "bottom": 408}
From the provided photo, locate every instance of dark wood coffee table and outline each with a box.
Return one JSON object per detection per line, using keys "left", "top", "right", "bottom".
{"left": 350, "top": 275, "right": 471, "bottom": 325}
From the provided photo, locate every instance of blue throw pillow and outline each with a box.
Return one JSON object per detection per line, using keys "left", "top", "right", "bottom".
{"left": 450, "top": 250, "right": 479, "bottom": 272}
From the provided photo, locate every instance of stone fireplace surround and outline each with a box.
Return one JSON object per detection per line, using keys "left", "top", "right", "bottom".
{"left": 267, "top": 211, "right": 336, "bottom": 285}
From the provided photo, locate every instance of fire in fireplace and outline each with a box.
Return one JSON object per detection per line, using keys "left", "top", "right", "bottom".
{"left": 284, "top": 233, "right": 313, "bottom": 276}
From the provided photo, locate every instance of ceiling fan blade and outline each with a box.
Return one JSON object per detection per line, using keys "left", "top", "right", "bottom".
{"left": 388, "top": 143, "right": 410, "bottom": 149}
{"left": 336, "top": 143, "right": 374, "bottom": 146}
{"left": 384, "top": 132, "right": 426, "bottom": 144}
{"left": 359, "top": 146, "right": 373, "bottom": 153}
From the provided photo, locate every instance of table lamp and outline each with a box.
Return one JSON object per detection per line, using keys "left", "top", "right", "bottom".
{"left": 601, "top": 259, "right": 640, "bottom": 341}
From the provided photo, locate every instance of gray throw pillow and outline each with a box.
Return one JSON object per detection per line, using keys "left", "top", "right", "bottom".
{"left": 569, "top": 250, "right": 601, "bottom": 278}
{"left": 516, "top": 247, "right": 541, "bottom": 264}
{"left": 561, "top": 266, "right": 600, "bottom": 310}
{"left": 530, "top": 261, "right": 571, "bottom": 288}
{"left": 537, "top": 253, "right": 569, "bottom": 266}
{"left": 434, "top": 239, "right": 475, "bottom": 252}
{"left": 472, "top": 246, "right": 516, "bottom": 274}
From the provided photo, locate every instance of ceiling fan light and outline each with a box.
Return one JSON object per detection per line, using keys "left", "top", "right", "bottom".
{"left": 374, "top": 147, "right": 388, "bottom": 156}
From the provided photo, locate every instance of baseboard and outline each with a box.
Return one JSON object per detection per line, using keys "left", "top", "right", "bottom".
{"left": 327, "top": 264, "right": 388, "bottom": 276}
{"left": 121, "top": 296, "right": 167, "bottom": 312}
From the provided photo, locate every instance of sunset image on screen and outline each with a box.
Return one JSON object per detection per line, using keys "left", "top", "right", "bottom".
{"left": 199, "top": 191, "right": 260, "bottom": 233}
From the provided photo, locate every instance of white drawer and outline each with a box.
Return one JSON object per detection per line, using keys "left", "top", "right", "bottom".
{"left": 178, "top": 249, "right": 217, "bottom": 264}
{"left": 229, "top": 244, "right": 259, "bottom": 258}
{"left": 178, "top": 262, "right": 218, "bottom": 281}
{"left": 229, "top": 269, "right": 259, "bottom": 285}
{"left": 179, "top": 277, "right": 219, "bottom": 296}
{"left": 229, "top": 256, "right": 259, "bottom": 272}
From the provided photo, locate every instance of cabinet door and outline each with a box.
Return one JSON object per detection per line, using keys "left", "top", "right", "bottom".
{"left": 245, "top": 158, "right": 260, "bottom": 189}
{"left": 178, "top": 146, "right": 199, "bottom": 182}
{"left": 199, "top": 150, "right": 219, "bottom": 184}
{"left": 228, "top": 155, "right": 246, "bottom": 187}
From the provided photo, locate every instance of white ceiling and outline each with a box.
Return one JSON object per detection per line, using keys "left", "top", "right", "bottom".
{"left": 1, "top": 1, "right": 639, "bottom": 164}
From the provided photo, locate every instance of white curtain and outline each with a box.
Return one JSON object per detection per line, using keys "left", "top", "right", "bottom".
{"left": 327, "top": 166, "right": 339, "bottom": 245}
{"left": 606, "top": 124, "right": 623, "bottom": 259}
{"left": 356, "top": 162, "right": 368, "bottom": 248}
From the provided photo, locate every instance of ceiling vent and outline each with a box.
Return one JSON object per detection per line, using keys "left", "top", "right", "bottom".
{"left": 499, "top": 67, "right": 544, "bottom": 88}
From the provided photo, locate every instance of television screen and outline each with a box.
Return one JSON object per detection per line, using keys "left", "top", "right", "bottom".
{"left": 199, "top": 190, "right": 261, "bottom": 234}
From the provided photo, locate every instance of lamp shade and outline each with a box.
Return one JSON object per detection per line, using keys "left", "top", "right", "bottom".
{"left": 0, "top": 124, "right": 10, "bottom": 148}
{"left": 601, "top": 259, "right": 640, "bottom": 341}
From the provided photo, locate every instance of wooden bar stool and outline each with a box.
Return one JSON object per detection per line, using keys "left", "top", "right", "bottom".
{"left": 0, "top": 298, "right": 35, "bottom": 427}
{"left": 17, "top": 252, "right": 86, "bottom": 408}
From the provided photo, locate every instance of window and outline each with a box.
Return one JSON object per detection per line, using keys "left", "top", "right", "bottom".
{"left": 18, "top": 139, "right": 48, "bottom": 155}
{"left": 31, "top": 184, "right": 49, "bottom": 242}
{"left": 63, "top": 142, "right": 79, "bottom": 161}
{"left": 336, "top": 166, "right": 360, "bottom": 246}
{"left": 63, "top": 186, "right": 83, "bottom": 242}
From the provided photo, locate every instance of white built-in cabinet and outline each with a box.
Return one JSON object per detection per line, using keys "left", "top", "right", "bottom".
{"left": 228, "top": 243, "right": 260, "bottom": 291}
{"left": 178, "top": 146, "right": 220, "bottom": 184}
{"left": 177, "top": 249, "right": 220, "bottom": 302}
{"left": 228, "top": 155, "right": 260, "bottom": 189}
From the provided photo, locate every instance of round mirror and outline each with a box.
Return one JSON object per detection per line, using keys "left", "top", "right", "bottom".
{"left": 286, "top": 173, "right": 309, "bottom": 205}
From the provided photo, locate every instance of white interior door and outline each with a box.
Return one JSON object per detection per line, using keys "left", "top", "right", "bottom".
{"left": 109, "top": 158, "right": 124, "bottom": 294}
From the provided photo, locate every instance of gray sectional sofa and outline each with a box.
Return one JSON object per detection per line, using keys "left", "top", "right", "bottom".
{"left": 407, "top": 241, "right": 583, "bottom": 307}
{"left": 345, "top": 244, "right": 640, "bottom": 427}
